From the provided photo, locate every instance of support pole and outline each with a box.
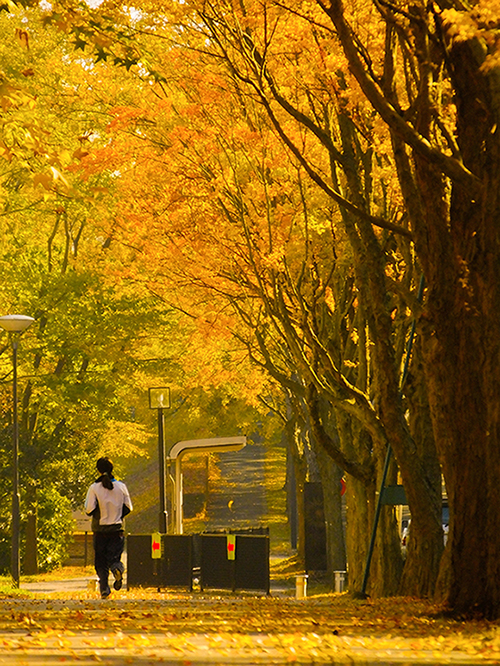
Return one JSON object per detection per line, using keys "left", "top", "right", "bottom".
{"left": 360, "top": 445, "right": 392, "bottom": 597}
{"left": 11, "top": 337, "right": 20, "bottom": 588}
{"left": 175, "top": 458, "right": 183, "bottom": 534}
{"left": 158, "top": 408, "right": 168, "bottom": 534}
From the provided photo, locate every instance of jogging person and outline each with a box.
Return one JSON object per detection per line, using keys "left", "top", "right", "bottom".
{"left": 85, "top": 457, "right": 133, "bottom": 598}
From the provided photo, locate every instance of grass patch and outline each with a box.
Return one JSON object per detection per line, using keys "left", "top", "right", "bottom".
{"left": 22, "top": 565, "right": 94, "bottom": 582}
{"left": 0, "top": 566, "right": 95, "bottom": 588}
{"left": 0, "top": 582, "right": 33, "bottom": 597}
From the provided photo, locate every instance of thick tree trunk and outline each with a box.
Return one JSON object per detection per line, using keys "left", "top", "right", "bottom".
{"left": 344, "top": 476, "right": 371, "bottom": 592}
{"left": 416, "top": 35, "right": 500, "bottom": 617}
{"left": 421, "top": 233, "right": 500, "bottom": 616}
{"left": 399, "top": 340, "right": 444, "bottom": 596}
{"left": 314, "top": 444, "right": 347, "bottom": 575}
{"left": 425, "top": 315, "right": 498, "bottom": 615}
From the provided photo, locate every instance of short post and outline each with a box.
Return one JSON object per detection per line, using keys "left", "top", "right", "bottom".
{"left": 334, "top": 570, "right": 347, "bottom": 593}
{"left": 295, "top": 573, "right": 308, "bottom": 599}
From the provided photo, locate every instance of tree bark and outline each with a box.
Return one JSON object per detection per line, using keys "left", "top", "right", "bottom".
{"left": 411, "top": 30, "right": 500, "bottom": 617}
{"left": 313, "top": 437, "right": 347, "bottom": 575}
{"left": 23, "top": 483, "right": 38, "bottom": 575}
{"left": 284, "top": 413, "right": 309, "bottom": 565}
{"left": 345, "top": 476, "right": 371, "bottom": 592}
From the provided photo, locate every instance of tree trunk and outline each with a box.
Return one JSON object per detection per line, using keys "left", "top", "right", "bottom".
{"left": 286, "top": 444, "right": 298, "bottom": 550}
{"left": 399, "top": 339, "right": 444, "bottom": 596}
{"left": 314, "top": 443, "right": 347, "bottom": 575}
{"left": 369, "top": 459, "right": 404, "bottom": 597}
{"left": 413, "top": 34, "right": 500, "bottom": 617}
{"left": 295, "top": 463, "right": 306, "bottom": 565}
{"left": 23, "top": 483, "right": 38, "bottom": 575}
{"left": 344, "top": 476, "right": 371, "bottom": 593}
{"left": 284, "top": 415, "right": 309, "bottom": 565}
{"left": 424, "top": 294, "right": 500, "bottom": 617}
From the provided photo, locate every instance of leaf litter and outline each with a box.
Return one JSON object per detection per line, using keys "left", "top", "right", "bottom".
{"left": 0, "top": 590, "right": 499, "bottom": 663}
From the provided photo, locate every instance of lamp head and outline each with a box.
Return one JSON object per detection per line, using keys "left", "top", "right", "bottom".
{"left": 0, "top": 314, "right": 35, "bottom": 333}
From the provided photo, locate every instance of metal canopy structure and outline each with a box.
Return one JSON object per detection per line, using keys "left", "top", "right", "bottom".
{"left": 167, "top": 436, "right": 247, "bottom": 534}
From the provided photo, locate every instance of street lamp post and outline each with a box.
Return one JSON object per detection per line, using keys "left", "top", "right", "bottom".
{"left": 0, "top": 314, "right": 34, "bottom": 588}
{"left": 148, "top": 387, "right": 171, "bottom": 534}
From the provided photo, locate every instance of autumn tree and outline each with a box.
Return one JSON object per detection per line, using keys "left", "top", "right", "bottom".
{"left": 0, "top": 10, "right": 182, "bottom": 572}
{"left": 66, "top": 0, "right": 445, "bottom": 596}
{"left": 303, "top": 0, "right": 500, "bottom": 618}
{"left": 67, "top": 35, "right": 410, "bottom": 592}
{"left": 6, "top": 0, "right": 469, "bottom": 604}
{"left": 0, "top": 4, "right": 290, "bottom": 576}
{"left": 177, "top": 0, "right": 500, "bottom": 614}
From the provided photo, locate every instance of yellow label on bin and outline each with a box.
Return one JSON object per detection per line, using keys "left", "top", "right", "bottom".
{"left": 227, "top": 534, "right": 236, "bottom": 560}
{"left": 151, "top": 532, "right": 162, "bottom": 559}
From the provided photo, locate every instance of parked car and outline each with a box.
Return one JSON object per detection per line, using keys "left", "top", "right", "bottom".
{"left": 401, "top": 502, "right": 449, "bottom": 556}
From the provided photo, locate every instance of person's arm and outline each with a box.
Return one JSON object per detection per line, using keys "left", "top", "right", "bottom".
{"left": 122, "top": 484, "right": 133, "bottom": 515}
{"left": 84, "top": 485, "right": 98, "bottom": 516}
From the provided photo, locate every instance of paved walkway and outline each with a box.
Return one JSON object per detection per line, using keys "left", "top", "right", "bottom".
{"left": 0, "top": 625, "right": 488, "bottom": 665}
{"left": 9, "top": 580, "right": 498, "bottom": 664}
{"left": 206, "top": 443, "right": 268, "bottom": 531}
{"left": 21, "top": 577, "right": 92, "bottom": 594}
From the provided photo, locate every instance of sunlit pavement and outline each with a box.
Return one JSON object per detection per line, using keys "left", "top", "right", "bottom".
{"left": 0, "top": 624, "right": 491, "bottom": 665}
{"left": 0, "top": 589, "right": 495, "bottom": 664}
{"left": 21, "top": 578, "right": 92, "bottom": 594}
{"left": 0, "top": 611, "right": 492, "bottom": 666}
{"left": 0, "top": 626, "right": 490, "bottom": 665}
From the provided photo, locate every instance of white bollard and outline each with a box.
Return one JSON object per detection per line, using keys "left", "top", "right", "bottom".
{"left": 295, "top": 574, "right": 308, "bottom": 599}
{"left": 334, "top": 570, "right": 346, "bottom": 593}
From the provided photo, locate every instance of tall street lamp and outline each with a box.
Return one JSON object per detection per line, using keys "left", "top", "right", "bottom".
{"left": 0, "top": 314, "right": 34, "bottom": 587}
{"left": 148, "top": 387, "right": 171, "bottom": 533}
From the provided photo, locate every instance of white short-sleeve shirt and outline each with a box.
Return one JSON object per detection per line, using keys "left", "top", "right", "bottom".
{"left": 85, "top": 479, "right": 133, "bottom": 526}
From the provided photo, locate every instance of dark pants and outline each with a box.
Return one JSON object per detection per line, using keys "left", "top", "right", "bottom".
{"left": 93, "top": 531, "right": 125, "bottom": 594}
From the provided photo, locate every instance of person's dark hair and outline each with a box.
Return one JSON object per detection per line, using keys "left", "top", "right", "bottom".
{"left": 97, "top": 457, "right": 114, "bottom": 490}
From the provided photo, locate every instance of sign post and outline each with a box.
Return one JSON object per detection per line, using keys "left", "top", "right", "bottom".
{"left": 149, "top": 387, "right": 171, "bottom": 534}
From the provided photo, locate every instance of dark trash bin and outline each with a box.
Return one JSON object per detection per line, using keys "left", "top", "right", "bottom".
{"left": 127, "top": 534, "right": 193, "bottom": 590}
{"left": 199, "top": 533, "right": 269, "bottom": 593}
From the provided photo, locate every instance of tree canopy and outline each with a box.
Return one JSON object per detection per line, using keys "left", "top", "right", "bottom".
{"left": 1, "top": 0, "right": 500, "bottom": 618}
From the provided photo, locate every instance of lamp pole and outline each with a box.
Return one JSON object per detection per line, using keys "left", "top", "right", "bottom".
{"left": 148, "top": 387, "right": 171, "bottom": 533}
{"left": 0, "top": 314, "right": 34, "bottom": 588}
